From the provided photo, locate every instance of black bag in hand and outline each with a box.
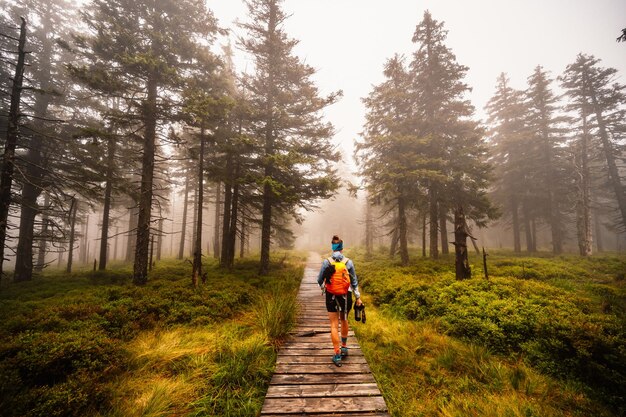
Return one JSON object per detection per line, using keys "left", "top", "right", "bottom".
{"left": 354, "top": 302, "right": 366, "bottom": 323}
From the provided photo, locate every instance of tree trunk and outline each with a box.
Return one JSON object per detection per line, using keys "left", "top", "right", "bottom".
{"left": 453, "top": 206, "right": 471, "bottom": 280}
{"left": 213, "top": 182, "right": 221, "bottom": 259}
{"left": 389, "top": 224, "right": 399, "bottom": 258}
{"left": 192, "top": 127, "right": 205, "bottom": 287}
{"left": 522, "top": 199, "right": 533, "bottom": 253}
{"left": 428, "top": 186, "right": 439, "bottom": 259}
{"left": 364, "top": 198, "right": 373, "bottom": 258}
{"left": 590, "top": 92, "right": 626, "bottom": 230}
{"left": 13, "top": 184, "right": 38, "bottom": 282}
{"left": 0, "top": 17, "right": 27, "bottom": 280}
{"left": 259, "top": 2, "right": 277, "bottom": 276}
{"left": 35, "top": 193, "right": 50, "bottom": 271}
{"left": 125, "top": 208, "right": 137, "bottom": 262}
{"left": 99, "top": 136, "right": 116, "bottom": 270}
{"left": 114, "top": 226, "right": 120, "bottom": 261}
{"left": 227, "top": 162, "right": 240, "bottom": 268}
{"left": 66, "top": 198, "right": 77, "bottom": 273}
{"left": 576, "top": 111, "right": 593, "bottom": 256}
{"left": 149, "top": 234, "right": 154, "bottom": 271}
{"left": 14, "top": 13, "right": 54, "bottom": 281}
{"left": 541, "top": 127, "right": 562, "bottom": 254}
{"left": 593, "top": 206, "right": 604, "bottom": 252}
{"left": 546, "top": 171, "right": 563, "bottom": 254}
{"left": 439, "top": 204, "right": 449, "bottom": 254}
{"left": 58, "top": 246, "right": 64, "bottom": 267}
{"left": 530, "top": 218, "right": 539, "bottom": 253}
{"left": 221, "top": 156, "right": 233, "bottom": 267}
{"left": 398, "top": 196, "right": 409, "bottom": 265}
{"left": 511, "top": 195, "right": 521, "bottom": 253}
{"left": 191, "top": 185, "right": 198, "bottom": 257}
{"left": 82, "top": 212, "right": 90, "bottom": 264}
{"left": 156, "top": 218, "right": 163, "bottom": 261}
{"left": 240, "top": 208, "right": 246, "bottom": 259}
{"left": 421, "top": 212, "right": 427, "bottom": 257}
{"left": 178, "top": 171, "right": 190, "bottom": 260}
{"left": 133, "top": 75, "right": 158, "bottom": 285}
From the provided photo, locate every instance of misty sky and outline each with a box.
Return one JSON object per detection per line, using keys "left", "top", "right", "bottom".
{"left": 210, "top": 0, "right": 626, "bottom": 170}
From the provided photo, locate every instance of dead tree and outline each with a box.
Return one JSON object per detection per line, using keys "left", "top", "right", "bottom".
{"left": 452, "top": 206, "right": 473, "bottom": 280}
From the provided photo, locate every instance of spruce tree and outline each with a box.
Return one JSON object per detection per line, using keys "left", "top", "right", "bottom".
{"left": 525, "top": 66, "right": 570, "bottom": 253}
{"left": 358, "top": 55, "right": 415, "bottom": 265}
{"left": 561, "top": 54, "right": 626, "bottom": 232}
{"left": 239, "top": 0, "right": 340, "bottom": 274}
{"left": 408, "top": 11, "right": 495, "bottom": 258}
{"left": 6, "top": 0, "right": 104, "bottom": 281}
{"left": 70, "top": 0, "right": 220, "bottom": 284}
{"left": 0, "top": 16, "right": 27, "bottom": 279}
{"left": 485, "top": 73, "right": 530, "bottom": 252}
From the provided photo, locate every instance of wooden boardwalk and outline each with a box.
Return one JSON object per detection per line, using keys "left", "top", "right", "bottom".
{"left": 261, "top": 253, "right": 390, "bottom": 416}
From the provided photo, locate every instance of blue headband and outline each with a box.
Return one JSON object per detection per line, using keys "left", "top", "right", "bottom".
{"left": 332, "top": 242, "right": 343, "bottom": 251}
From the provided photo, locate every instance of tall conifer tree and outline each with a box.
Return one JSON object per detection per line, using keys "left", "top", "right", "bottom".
{"left": 525, "top": 66, "right": 570, "bottom": 253}
{"left": 561, "top": 54, "right": 626, "bottom": 232}
{"left": 239, "top": 0, "right": 340, "bottom": 274}
{"left": 408, "top": 11, "right": 495, "bottom": 258}
{"left": 485, "top": 73, "right": 529, "bottom": 252}
{"left": 358, "top": 55, "right": 415, "bottom": 265}
{"left": 70, "top": 0, "right": 220, "bottom": 284}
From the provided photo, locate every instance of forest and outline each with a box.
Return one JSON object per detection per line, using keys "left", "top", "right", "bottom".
{"left": 0, "top": 0, "right": 624, "bottom": 416}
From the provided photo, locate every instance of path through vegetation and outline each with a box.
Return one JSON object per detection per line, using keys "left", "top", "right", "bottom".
{"left": 261, "top": 253, "right": 389, "bottom": 416}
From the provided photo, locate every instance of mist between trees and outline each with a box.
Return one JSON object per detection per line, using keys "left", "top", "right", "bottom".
{"left": 1, "top": 0, "right": 625, "bottom": 286}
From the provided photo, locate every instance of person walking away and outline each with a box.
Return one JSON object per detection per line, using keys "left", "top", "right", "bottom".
{"left": 317, "top": 235, "right": 363, "bottom": 367}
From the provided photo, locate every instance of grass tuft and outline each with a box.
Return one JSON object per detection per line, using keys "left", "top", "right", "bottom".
{"left": 251, "top": 284, "right": 299, "bottom": 347}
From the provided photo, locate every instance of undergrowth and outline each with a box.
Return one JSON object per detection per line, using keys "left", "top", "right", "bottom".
{"left": 354, "top": 249, "right": 625, "bottom": 416}
{"left": 0, "top": 252, "right": 304, "bottom": 417}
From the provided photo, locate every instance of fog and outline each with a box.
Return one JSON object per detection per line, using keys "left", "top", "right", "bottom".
{"left": 0, "top": 0, "right": 625, "bottom": 282}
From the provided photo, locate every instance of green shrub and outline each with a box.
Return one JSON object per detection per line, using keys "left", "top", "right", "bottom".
{"left": 359, "top": 251, "right": 626, "bottom": 412}
{"left": 0, "top": 253, "right": 305, "bottom": 417}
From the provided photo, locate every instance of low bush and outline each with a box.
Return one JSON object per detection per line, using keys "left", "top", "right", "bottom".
{"left": 358, "top": 250, "right": 626, "bottom": 413}
{"left": 0, "top": 253, "right": 305, "bottom": 417}
{"left": 354, "top": 300, "right": 616, "bottom": 417}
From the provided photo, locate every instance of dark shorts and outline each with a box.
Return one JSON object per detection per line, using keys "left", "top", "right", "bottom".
{"left": 325, "top": 291, "right": 352, "bottom": 317}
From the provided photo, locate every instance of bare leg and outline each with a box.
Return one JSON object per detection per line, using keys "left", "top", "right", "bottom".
{"left": 340, "top": 314, "right": 349, "bottom": 340}
{"left": 328, "top": 312, "right": 340, "bottom": 353}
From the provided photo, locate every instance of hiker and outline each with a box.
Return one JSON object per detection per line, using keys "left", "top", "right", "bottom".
{"left": 317, "top": 235, "right": 363, "bottom": 367}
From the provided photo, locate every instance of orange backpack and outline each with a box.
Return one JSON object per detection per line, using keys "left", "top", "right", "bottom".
{"left": 324, "top": 257, "right": 351, "bottom": 295}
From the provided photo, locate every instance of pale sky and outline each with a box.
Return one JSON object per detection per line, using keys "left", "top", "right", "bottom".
{"left": 209, "top": 0, "right": 626, "bottom": 168}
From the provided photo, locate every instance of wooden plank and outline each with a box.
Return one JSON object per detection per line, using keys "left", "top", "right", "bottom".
{"left": 270, "top": 373, "right": 376, "bottom": 385}
{"left": 287, "top": 334, "right": 355, "bottom": 344}
{"left": 278, "top": 348, "right": 363, "bottom": 356}
{"left": 262, "top": 414, "right": 389, "bottom": 417}
{"left": 261, "top": 396, "right": 387, "bottom": 414}
{"left": 275, "top": 363, "right": 372, "bottom": 374}
{"left": 277, "top": 355, "right": 367, "bottom": 364}
{"left": 265, "top": 383, "right": 380, "bottom": 398}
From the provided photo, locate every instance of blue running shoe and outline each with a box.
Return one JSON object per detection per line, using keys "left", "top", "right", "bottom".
{"left": 341, "top": 346, "right": 348, "bottom": 358}
{"left": 332, "top": 353, "right": 342, "bottom": 367}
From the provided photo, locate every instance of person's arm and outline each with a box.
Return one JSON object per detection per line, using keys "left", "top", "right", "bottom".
{"left": 346, "top": 259, "right": 361, "bottom": 299}
{"left": 317, "top": 259, "right": 330, "bottom": 287}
